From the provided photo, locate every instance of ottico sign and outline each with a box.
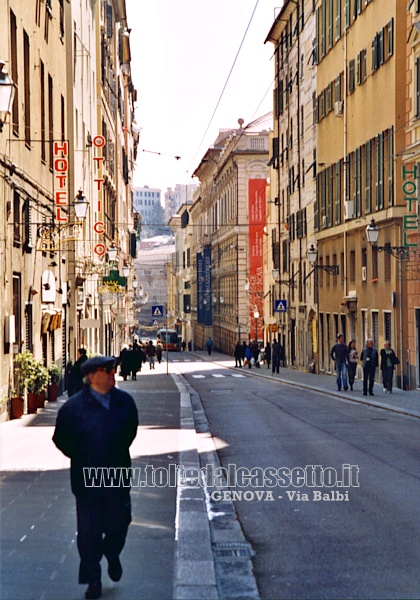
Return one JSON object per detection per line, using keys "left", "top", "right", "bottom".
{"left": 92, "top": 135, "right": 107, "bottom": 257}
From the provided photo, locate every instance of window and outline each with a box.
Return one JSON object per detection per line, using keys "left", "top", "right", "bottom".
{"left": 327, "top": 165, "right": 333, "bottom": 226}
{"left": 335, "top": 160, "right": 342, "bottom": 224}
{"left": 372, "top": 246, "right": 378, "bottom": 280}
{"left": 328, "top": 0, "right": 334, "bottom": 49}
{"left": 365, "top": 139, "right": 372, "bottom": 213}
{"left": 357, "top": 49, "right": 366, "bottom": 84}
{"left": 384, "top": 246, "right": 391, "bottom": 281}
{"left": 48, "top": 74, "right": 53, "bottom": 170}
{"left": 10, "top": 11, "right": 19, "bottom": 135}
{"left": 23, "top": 30, "right": 31, "bottom": 146}
{"left": 335, "top": 0, "right": 341, "bottom": 40}
{"left": 372, "top": 311, "right": 379, "bottom": 348}
{"left": 344, "top": 0, "right": 350, "bottom": 29}
{"left": 349, "top": 250, "right": 356, "bottom": 282}
{"left": 13, "top": 190, "right": 20, "bottom": 247}
{"left": 388, "top": 126, "right": 394, "bottom": 206}
{"left": 348, "top": 59, "right": 355, "bottom": 93}
{"left": 40, "top": 61, "right": 46, "bottom": 162}
{"left": 321, "top": 0, "right": 327, "bottom": 58}
{"left": 335, "top": 73, "right": 342, "bottom": 102}
{"left": 354, "top": 147, "right": 362, "bottom": 217}
{"left": 361, "top": 310, "right": 367, "bottom": 345}
{"left": 35, "top": 0, "right": 41, "bottom": 26}
{"left": 327, "top": 81, "right": 333, "bottom": 112}
{"left": 384, "top": 312, "right": 392, "bottom": 344}
{"left": 59, "top": 0, "right": 64, "bottom": 38}
{"left": 387, "top": 18, "right": 394, "bottom": 57}
{"left": 375, "top": 132, "right": 384, "bottom": 210}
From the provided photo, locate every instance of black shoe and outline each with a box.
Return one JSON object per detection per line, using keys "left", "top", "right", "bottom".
{"left": 85, "top": 583, "right": 102, "bottom": 600}
{"left": 369, "top": 392, "right": 374, "bottom": 396}
{"left": 344, "top": 386, "right": 348, "bottom": 391}
{"left": 350, "top": 384, "right": 353, "bottom": 390}
{"left": 363, "top": 393, "right": 367, "bottom": 396}
{"left": 107, "top": 556, "right": 123, "bottom": 582}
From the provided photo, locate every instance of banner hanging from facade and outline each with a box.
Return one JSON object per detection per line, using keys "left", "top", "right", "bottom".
{"left": 248, "top": 179, "right": 266, "bottom": 340}
{"left": 196, "top": 247, "right": 212, "bottom": 326}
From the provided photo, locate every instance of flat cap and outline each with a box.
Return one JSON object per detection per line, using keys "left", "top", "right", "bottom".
{"left": 81, "top": 355, "right": 115, "bottom": 375}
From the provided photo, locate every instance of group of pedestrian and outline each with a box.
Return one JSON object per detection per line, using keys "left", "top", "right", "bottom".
{"left": 117, "top": 339, "right": 164, "bottom": 379}
{"left": 233, "top": 338, "right": 284, "bottom": 374}
{"left": 330, "top": 334, "right": 399, "bottom": 395}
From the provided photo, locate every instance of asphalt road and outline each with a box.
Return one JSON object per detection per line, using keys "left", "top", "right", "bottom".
{"left": 174, "top": 356, "right": 420, "bottom": 600}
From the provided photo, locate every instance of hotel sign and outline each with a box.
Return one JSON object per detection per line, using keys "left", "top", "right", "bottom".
{"left": 402, "top": 165, "right": 419, "bottom": 248}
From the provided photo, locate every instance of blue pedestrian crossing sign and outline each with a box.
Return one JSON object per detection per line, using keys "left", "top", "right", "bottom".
{"left": 274, "top": 299, "right": 288, "bottom": 312}
{"left": 151, "top": 305, "right": 164, "bottom": 317}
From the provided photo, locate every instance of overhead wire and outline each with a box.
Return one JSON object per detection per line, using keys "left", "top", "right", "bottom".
{"left": 187, "top": 0, "right": 261, "bottom": 174}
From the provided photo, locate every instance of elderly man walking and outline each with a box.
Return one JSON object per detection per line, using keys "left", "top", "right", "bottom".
{"left": 361, "top": 339, "right": 379, "bottom": 396}
{"left": 53, "top": 356, "right": 138, "bottom": 600}
{"left": 330, "top": 334, "right": 349, "bottom": 391}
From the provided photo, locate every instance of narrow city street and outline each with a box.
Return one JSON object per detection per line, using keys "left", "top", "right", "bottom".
{"left": 0, "top": 365, "right": 181, "bottom": 600}
{"left": 173, "top": 353, "right": 420, "bottom": 600}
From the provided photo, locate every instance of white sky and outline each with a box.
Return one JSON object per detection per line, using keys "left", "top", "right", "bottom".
{"left": 125, "top": 0, "right": 281, "bottom": 199}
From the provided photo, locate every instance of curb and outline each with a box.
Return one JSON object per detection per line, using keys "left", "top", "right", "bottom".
{"left": 171, "top": 372, "right": 260, "bottom": 600}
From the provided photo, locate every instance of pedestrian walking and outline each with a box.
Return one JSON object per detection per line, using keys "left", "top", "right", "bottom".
{"left": 181, "top": 340, "right": 187, "bottom": 352}
{"left": 118, "top": 345, "right": 131, "bottom": 381}
{"left": 360, "top": 338, "right": 379, "bottom": 396}
{"left": 264, "top": 342, "right": 271, "bottom": 369}
{"left": 251, "top": 340, "right": 260, "bottom": 368}
{"left": 68, "top": 348, "right": 88, "bottom": 396}
{"left": 156, "top": 340, "right": 163, "bottom": 364}
{"left": 188, "top": 340, "right": 192, "bottom": 351}
{"left": 234, "top": 341, "right": 243, "bottom": 367}
{"left": 52, "top": 356, "right": 138, "bottom": 600}
{"left": 145, "top": 340, "right": 157, "bottom": 369}
{"left": 245, "top": 343, "right": 253, "bottom": 368}
{"left": 206, "top": 337, "right": 213, "bottom": 355}
{"left": 272, "top": 339, "right": 281, "bottom": 374}
{"left": 380, "top": 341, "right": 400, "bottom": 393}
{"left": 330, "top": 334, "right": 349, "bottom": 391}
{"left": 347, "top": 340, "right": 359, "bottom": 391}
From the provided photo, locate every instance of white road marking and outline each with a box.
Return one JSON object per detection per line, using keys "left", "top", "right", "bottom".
{"left": 20, "top": 535, "right": 26, "bottom": 542}
{"left": 231, "top": 374, "right": 246, "bottom": 378}
{"left": 192, "top": 375, "right": 205, "bottom": 379}
{"left": 212, "top": 374, "right": 225, "bottom": 378}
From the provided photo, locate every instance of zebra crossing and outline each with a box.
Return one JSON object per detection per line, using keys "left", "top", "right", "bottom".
{"left": 192, "top": 373, "right": 246, "bottom": 379}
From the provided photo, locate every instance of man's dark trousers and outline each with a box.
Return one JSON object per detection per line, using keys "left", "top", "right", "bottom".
{"left": 363, "top": 366, "right": 375, "bottom": 395}
{"left": 76, "top": 494, "right": 131, "bottom": 584}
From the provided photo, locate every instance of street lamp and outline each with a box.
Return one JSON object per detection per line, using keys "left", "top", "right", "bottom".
{"left": 304, "top": 244, "right": 339, "bottom": 281}
{"left": 0, "top": 62, "right": 15, "bottom": 132}
{"left": 74, "top": 189, "right": 89, "bottom": 220}
{"left": 253, "top": 308, "right": 259, "bottom": 342}
{"left": 365, "top": 218, "right": 409, "bottom": 260}
{"left": 123, "top": 264, "right": 130, "bottom": 278}
{"left": 132, "top": 275, "right": 138, "bottom": 290}
{"left": 107, "top": 242, "right": 118, "bottom": 262}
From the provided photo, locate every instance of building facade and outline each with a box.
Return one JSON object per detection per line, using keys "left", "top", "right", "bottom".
{"left": 173, "top": 120, "right": 270, "bottom": 354}
{"left": 0, "top": 0, "right": 138, "bottom": 416}
{"left": 164, "top": 183, "right": 198, "bottom": 223}
{"left": 265, "top": 0, "right": 318, "bottom": 369}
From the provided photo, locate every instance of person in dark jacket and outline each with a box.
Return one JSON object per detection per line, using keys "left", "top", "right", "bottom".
{"left": 272, "top": 339, "right": 281, "bottom": 374}
{"left": 206, "top": 337, "right": 213, "bottom": 355}
{"left": 68, "top": 348, "right": 88, "bottom": 396}
{"left": 330, "top": 334, "right": 349, "bottom": 391}
{"left": 245, "top": 343, "right": 253, "bottom": 368}
{"left": 53, "top": 356, "right": 138, "bottom": 600}
{"left": 118, "top": 345, "right": 131, "bottom": 381}
{"left": 380, "top": 341, "right": 399, "bottom": 393}
{"left": 234, "top": 341, "right": 243, "bottom": 367}
{"left": 360, "top": 338, "right": 379, "bottom": 396}
{"left": 264, "top": 342, "right": 272, "bottom": 369}
{"left": 145, "top": 341, "right": 157, "bottom": 369}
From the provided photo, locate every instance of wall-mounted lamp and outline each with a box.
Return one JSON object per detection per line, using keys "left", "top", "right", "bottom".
{"left": 107, "top": 242, "right": 118, "bottom": 262}
{"left": 74, "top": 189, "right": 89, "bottom": 220}
{"left": 0, "top": 61, "right": 15, "bottom": 132}
{"left": 365, "top": 218, "right": 409, "bottom": 260}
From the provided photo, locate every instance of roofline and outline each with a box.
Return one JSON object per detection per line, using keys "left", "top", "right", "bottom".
{"left": 264, "top": 0, "right": 292, "bottom": 44}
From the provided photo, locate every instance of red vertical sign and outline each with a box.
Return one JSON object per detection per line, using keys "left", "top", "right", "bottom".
{"left": 248, "top": 179, "right": 266, "bottom": 341}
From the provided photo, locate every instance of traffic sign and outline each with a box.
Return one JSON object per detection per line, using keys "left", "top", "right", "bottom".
{"left": 270, "top": 323, "right": 279, "bottom": 333}
{"left": 274, "top": 299, "right": 288, "bottom": 312}
{"left": 153, "top": 320, "right": 159, "bottom": 326}
{"left": 151, "top": 305, "right": 164, "bottom": 317}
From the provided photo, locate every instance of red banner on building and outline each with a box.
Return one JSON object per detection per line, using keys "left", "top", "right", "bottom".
{"left": 248, "top": 179, "right": 266, "bottom": 341}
